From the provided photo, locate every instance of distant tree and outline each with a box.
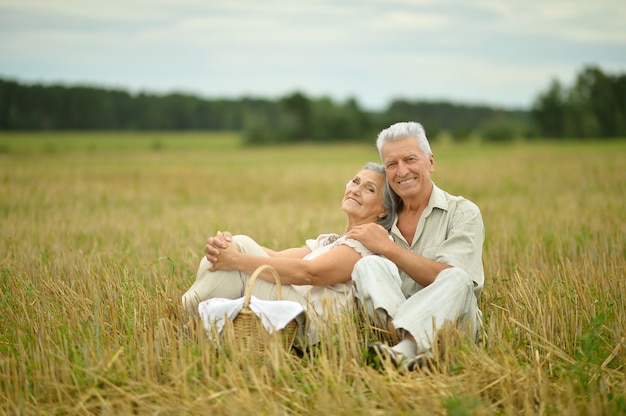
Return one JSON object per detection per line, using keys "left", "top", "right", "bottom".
{"left": 309, "top": 96, "right": 370, "bottom": 141}
{"left": 532, "top": 79, "right": 568, "bottom": 138}
{"left": 480, "top": 116, "right": 523, "bottom": 142}
{"left": 280, "top": 92, "right": 311, "bottom": 141}
{"left": 531, "top": 66, "right": 626, "bottom": 139}
{"left": 382, "top": 99, "right": 526, "bottom": 142}
{"left": 573, "top": 66, "right": 625, "bottom": 137}
{"left": 1, "top": 77, "right": 536, "bottom": 144}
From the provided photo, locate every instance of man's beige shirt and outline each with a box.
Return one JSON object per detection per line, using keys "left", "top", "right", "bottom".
{"left": 389, "top": 183, "right": 485, "bottom": 300}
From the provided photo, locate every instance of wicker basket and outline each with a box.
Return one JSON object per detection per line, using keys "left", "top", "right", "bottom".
{"left": 225, "top": 264, "right": 299, "bottom": 353}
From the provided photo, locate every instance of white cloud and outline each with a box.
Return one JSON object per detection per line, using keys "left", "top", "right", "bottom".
{"left": 0, "top": 0, "right": 624, "bottom": 109}
{"left": 473, "top": 0, "right": 626, "bottom": 43}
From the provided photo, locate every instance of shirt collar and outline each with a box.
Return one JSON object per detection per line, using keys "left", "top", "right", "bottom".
{"left": 426, "top": 182, "right": 449, "bottom": 215}
{"left": 390, "top": 182, "right": 449, "bottom": 230}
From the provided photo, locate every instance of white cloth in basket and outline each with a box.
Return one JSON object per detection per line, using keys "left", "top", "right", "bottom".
{"left": 198, "top": 296, "right": 305, "bottom": 337}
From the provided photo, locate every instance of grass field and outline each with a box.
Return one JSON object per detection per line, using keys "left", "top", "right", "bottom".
{"left": 1, "top": 132, "right": 625, "bottom": 415}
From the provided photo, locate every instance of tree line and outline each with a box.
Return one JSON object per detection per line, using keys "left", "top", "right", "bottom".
{"left": 0, "top": 65, "right": 623, "bottom": 143}
{"left": 532, "top": 66, "right": 626, "bottom": 139}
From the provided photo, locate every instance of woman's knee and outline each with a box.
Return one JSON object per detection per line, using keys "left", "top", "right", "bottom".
{"left": 231, "top": 235, "right": 267, "bottom": 256}
{"left": 231, "top": 234, "right": 254, "bottom": 245}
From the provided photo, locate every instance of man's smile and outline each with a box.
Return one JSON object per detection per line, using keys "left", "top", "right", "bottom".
{"left": 398, "top": 177, "right": 416, "bottom": 185}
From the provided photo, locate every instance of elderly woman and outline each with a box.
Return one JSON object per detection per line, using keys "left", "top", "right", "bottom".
{"left": 182, "top": 162, "right": 392, "bottom": 333}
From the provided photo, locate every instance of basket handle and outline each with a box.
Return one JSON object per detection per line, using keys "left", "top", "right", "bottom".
{"left": 243, "top": 264, "right": 282, "bottom": 308}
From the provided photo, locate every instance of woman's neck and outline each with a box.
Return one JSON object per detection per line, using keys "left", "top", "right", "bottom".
{"left": 344, "top": 218, "right": 374, "bottom": 234}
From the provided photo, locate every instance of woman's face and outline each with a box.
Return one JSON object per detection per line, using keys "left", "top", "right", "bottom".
{"left": 342, "top": 169, "right": 388, "bottom": 225}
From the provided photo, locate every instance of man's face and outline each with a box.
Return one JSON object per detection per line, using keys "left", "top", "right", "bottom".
{"left": 382, "top": 137, "right": 435, "bottom": 201}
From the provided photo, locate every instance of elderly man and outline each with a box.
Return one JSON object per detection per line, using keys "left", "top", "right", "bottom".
{"left": 346, "top": 121, "right": 485, "bottom": 371}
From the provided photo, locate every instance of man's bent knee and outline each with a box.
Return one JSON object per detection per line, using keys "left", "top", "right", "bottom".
{"left": 352, "top": 256, "right": 398, "bottom": 284}
{"left": 436, "top": 267, "right": 475, "bottom": 295}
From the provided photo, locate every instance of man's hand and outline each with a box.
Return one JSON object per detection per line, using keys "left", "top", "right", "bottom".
{"left": 345, "top": 223, "right": 391, "bottom": 255}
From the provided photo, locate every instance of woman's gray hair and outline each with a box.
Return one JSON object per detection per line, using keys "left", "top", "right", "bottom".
{"left": 375, "top": 121, "right": 433, "bottom": 159}
{"left": 360, "top": 162, "right": 395, "bottom": 231}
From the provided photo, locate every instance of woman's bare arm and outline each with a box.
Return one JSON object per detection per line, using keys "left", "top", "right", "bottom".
{"left": 212, "top": 242, "right": 362, "bottom": 286}
{"left": 262, "top": 246, "right": 312, "bottom": 258}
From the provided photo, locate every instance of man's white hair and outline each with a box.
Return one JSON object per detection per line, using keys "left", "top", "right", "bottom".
{"left": 375, "top": 121, "right": 433, "bottom": 159}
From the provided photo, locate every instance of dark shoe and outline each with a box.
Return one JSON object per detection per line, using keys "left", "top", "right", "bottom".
{"left": 401, "top": 351, "right": 437, "bottom": 372}
{"left": 367, "top": 341, "right": 406, "bottom": 369}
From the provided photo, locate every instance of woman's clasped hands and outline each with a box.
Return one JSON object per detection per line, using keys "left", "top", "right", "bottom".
{"left": 204, "top": 230, "right": 237, "bottom": 271}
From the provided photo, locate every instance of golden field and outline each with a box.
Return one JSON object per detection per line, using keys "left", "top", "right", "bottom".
{"left": 0, "top": 132, "right": 625, "bottom": 415}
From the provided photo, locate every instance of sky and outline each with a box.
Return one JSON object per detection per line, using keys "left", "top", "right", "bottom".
{"left": 1, "top": 0, "right": 625, "bottom": 111}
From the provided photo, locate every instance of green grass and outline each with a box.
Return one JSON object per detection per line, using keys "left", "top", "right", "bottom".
{"left": 0, "top": 131, "right": 243, "bottom": 153}
{"left": 1, "top": 132, "right": 625, "bottom": 414}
